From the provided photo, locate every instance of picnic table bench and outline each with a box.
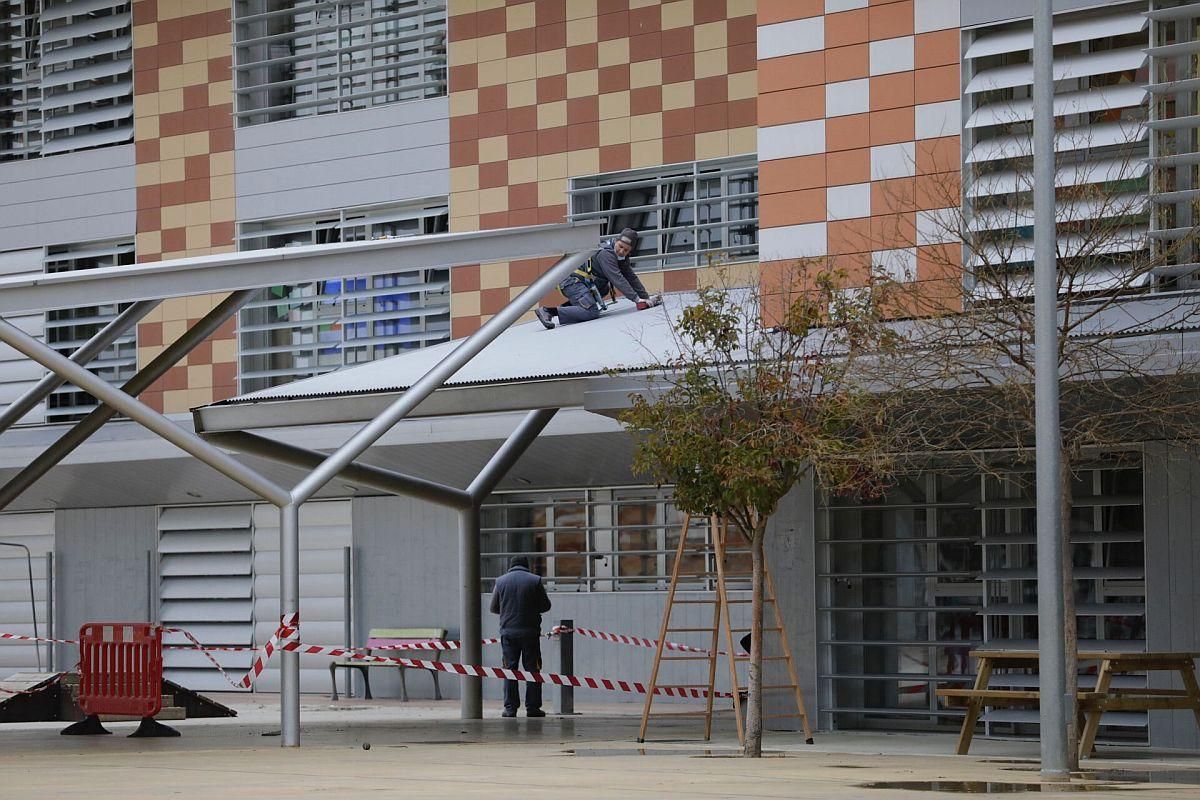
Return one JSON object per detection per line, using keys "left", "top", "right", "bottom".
{"left": 329, "top": 627, "right": 447, "bottom": 702}
{"left": 936, "top": 649, "right": 1200, "bottom": 759}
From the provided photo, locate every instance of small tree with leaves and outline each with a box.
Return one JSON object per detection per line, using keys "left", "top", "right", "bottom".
{"left": 620, "top": 268, "right": 902, "bottom": 757}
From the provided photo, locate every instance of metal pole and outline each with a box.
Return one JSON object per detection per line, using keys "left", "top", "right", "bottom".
{"left": 466, "top": 409, "right": 559, "bottom": 504}
{"left": 1034, "top": 0, "right": 1069, "bottom": 780}
{"left": 343, "top": 545, "right": 352, "bottom": 699}
{"left": 557, "top": 618, "right": 574, "bottom": 715}
{"left": 206, "top": 431, "right": 473, "bottom": 509}
{"left": 0, "top": 542, "right": 40, "bottom": 670}
{"left": 289, "top": 252, "right": 591, "bottom": 506}
{"left": 0, "top": 289, "right": 263, "bottom": 512}
{"left": 0, "top": 316, "right": 291, "bottom": 508}
{"left": 459, "top": 506, "right": 482, "bottom": 719}
{"left": 46, "top": 551, "right": 54, "bottom": 673}
{"left": 281, "top": 503, "right": 301, "bottom": 746}
{"left": 0, "top": 299, "right": 158, "bottom": 434}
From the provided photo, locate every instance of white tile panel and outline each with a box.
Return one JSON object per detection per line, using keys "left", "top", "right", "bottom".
{"left": 872, "top": 247, "right": 918, "bottom": 282}
{"left": 825, "top": 78, "right": 870, "bottom": 118}
{"left": 870, "top": 142, "right": 917, "bottom": 181}
{"left": 870, "top": 36, "right": 915, "bottom": 76}
{"left": 826, "top": 183, "right": 872, "bottom": 221}
{"left": 759, "top": 222, "right": 828, "bottom": 260}
{"left": 917, "top": 208, "right": 962, "bottom": 246}
{"left": 915, "top": 0, "right": 960, "bottom": 34}
{"left": 826, "top": 0, "right": 868, "bottom": 12}
{"left": 915, "top": 100, "right": 962, "bottom": 140}
{"left": 757, "top": 17, "right": 825, "bottom": 60}
{"left": 758, "top": 120, "right": 826, "bottom": 161}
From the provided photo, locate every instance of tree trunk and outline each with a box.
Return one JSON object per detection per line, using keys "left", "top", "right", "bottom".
{"left": 1060, "top": 456, "right": 1079, "bottom": 769}
{"left": 744, "top": 527, "right": 765, "bottom": 757}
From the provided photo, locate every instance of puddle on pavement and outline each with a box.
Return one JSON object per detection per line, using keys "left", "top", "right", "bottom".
{"left": 858, "top": 781, "right": 1128, "bottom": 793}
{"left": 1080, "top": 770, "right": 1200, "bottom": 785}
{"left": 565, "top": 748, "right": 789, "bottom": 758}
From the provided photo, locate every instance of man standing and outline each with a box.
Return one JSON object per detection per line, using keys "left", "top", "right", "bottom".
{"left": 534, "top": 227, "right": 659, "bottom": 328}
{"left": 489, "top": 555, "right": 552, "bottom": 717}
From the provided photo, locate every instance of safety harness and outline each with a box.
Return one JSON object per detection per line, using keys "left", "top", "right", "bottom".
{"left": 561, "top": 250, "right": 608, "bottom": 311}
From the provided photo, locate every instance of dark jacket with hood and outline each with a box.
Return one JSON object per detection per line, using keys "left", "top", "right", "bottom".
{"left": 587, "top": 240, "right": 650, "bottom": 302}
{"left": 489, "top": 565, "right": 552, "bottom": 634}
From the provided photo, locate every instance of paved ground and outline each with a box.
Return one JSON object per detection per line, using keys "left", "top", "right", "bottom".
{"left": 2, "top": 695, "right": 1199, "bottom": 798}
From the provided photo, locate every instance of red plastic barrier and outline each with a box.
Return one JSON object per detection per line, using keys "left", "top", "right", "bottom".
{"left": 76, "top": 622, "right": 164, "bottom": 719}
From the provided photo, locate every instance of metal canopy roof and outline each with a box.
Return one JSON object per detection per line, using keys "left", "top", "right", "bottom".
{"left": 0, "top": 222, "right": 601, "bottom": 314}
{"left": 193, "top": 290, "right": 718, "bottom": 432}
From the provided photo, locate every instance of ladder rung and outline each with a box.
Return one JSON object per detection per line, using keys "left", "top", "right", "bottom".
{"left": 730, "top": 627, "right": 783, "bottom": 633}
{"left": 762, "top": 684, "right": 799, "bottom": 690}
{"left": 658, "top": 684, "right": 715, "bottom": 688}
{"left": 666, "top": 627, "right": 715, "bottom": 632}
{"left": 734, "top": 655, "right": 789, "bottom": 661}
{"left": 762, "top": 713, "right": 803, "bottom": 719}
{"left": 661, "top": 655, "right": 713, "bottom": 661}
{"left": 672, "top": 599, "right": 719, "bottom": 604}
{"left": 647, "top": 710, "right": 714, "bottom": 717}
{"left": 725, "top": 599, "right": 753, "bottom": 604}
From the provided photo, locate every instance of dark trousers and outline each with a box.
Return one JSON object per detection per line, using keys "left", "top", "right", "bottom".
{"left": 501, "top": 631, "right": 542, "bottom": 712}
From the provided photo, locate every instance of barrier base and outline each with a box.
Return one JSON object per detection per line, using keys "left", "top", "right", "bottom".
{"left": 61, "top": 714, "right": 111, "bottom": 735}
{"left": 129, "top": 717, "right": 180, "bottom": 738}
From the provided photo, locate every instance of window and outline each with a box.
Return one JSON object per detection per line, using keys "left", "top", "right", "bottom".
{"left": 0, "top": 1, "right": 134, "bottom": 161}
{"left": 480, "top": 487, "right": 751, "bottom": 592}
{"left": 237, "top": 201, "right": 450, "bottom": 393}
{"left": 232, "top": 0, "right": 447, "bottom": 127}
{"left": 568, "top": 156, "right": 759, "bottom": 272}
{"left": 43, "top": 238, "right": 137, "bottom": 422}
{"left": 962, "top": 5, "right": 1150, "bottom": 287}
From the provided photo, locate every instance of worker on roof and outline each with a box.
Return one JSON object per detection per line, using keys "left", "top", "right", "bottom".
{"left": 534, "top": 227, "right": 660, "bottom": 329}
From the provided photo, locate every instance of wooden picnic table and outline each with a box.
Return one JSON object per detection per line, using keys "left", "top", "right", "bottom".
{"left": 937, "top": 649, "right": 1200, "bottom": 758}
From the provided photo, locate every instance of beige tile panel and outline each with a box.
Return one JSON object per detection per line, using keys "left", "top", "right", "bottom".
{"left": 185, "top": 203, "right": 212, "bottom": 226}
{"left": 537, "top": 100, "right": 567, "bottom": 129}
{"left": 136, "top": 231, "right": 162, "bottom": 256}
{"left": 134, "top": 93, "right": 159, "bottom": 119}
{"left": 600, "top": 117, "right": 632, "bottom": 146}
{"left": 186, "top": 388, "right": 215, "bottom": 410}
{"left": 694, "top": 21, "right": 728, "bottom": 52}
{"left": 662, "top": 0, "right": 694, "bottom": 30}
{"left": 182, "top": 60, "right": 209, "bottom": 87}
{"left": 159, "top": 65, "right": 184, "bottom": 91}
{"left": 161, "top": 390, "right": 190, "bottom": 414}
{"left": 212, "top": 338, "right": 238, "bottom": 364}
{"left": 695, "top": 48, "right": 728, "bottom": 80}
{"left": 479, "top": 134, "right": 509, "bottom": 163}
{"left": 662, "top": 81, "right": 695, "bottom": 111}
{"left": 208, "top": 80, "right": 233, "bottom": 107}
{"left": 508, "top": 54, "right": 537, "bottom": 83}
{"left": 476, "top": 58, "right": 508, "bottom": 87}
{"left": 159, "top": 88, "right": 184, "bottom": 115}
{"left": 568, "top": 148, "right": 600, "bottom": 177}
{"left": 730, "top": 126, "right": 757, "bottom": 155}
{"left": 450, "top": 214, "right": 481, "bottom": 232}
{"left": 536, "top": 49, "right": 567, "bottom": 77}
{"left": 509, "top": 79, "right": 537, "bottom": 107}
{"left": 480, "top": 262, "right": 511, "bottom": 290}
{"left": 728, "top": 0, "right": 755, "bottom": 16}
{"left": 506, "top": 2, "right": 536, "bottom": 30}
{"left": 206, "top": 33, "right": 232, "bottom": 60}
{"left": 697, "top": 262, "right": 760, "bottom": 290}
{"left": 565, "top": 0, "right": 598, "bottom": 20}
{"left": 477, "top": 186, "right": 509, "bottom": 214}
{"left": 452, "top": 290, "right": 482, "bottom": 318}
{"left": 638, "top": 271, "right": 666, "bottom": 294}
{"left": 629, "top": 59, "right": 662, "bottom": 89}
{"left": 210, "top": 151, "right": 235, "bottom": 176}
{"left": 630, "top": 112, "right": 663, "bottom": 142}
{"left": 599, "top": 91, "right": 631, "bottom": 120}
{"left": 728, "top": 71, "right": 757, "bottom": 101}
{"left": 137, "top": 346, "right": 164, "bottom": 368}
{"left": 567, "top": 69, "right": 599, "bottom": 99}
{"left": 599, "top": 38, "right": 630, "bottom": 68}
{"left": 450, "top": 88, "right": 478, "bottom": 117}
{"left": 161, "top": 205, "right": 187, "bottom": 230}
{"left": 631, "top": 139, "right": 664, "bottom": 168}
{"left": 477, "top": 0, "right": 505, "bottom": 10}
{"left": 211, "top": 175, "right": 235, "bottom": 200}
{"left": 449, "top": 38, "right": 478, "bottom": 67}
{"left": 567, "top": 16, "right": 597, "bottom": 47}
{"left": 508, "top": 157, "right": 538, "bottom": 184}
{"left": 538, "top": 179, "right": 567, "bottom": 206}
{"left": 132, "top": 23, "right": 157, "bottom": 48}
{"left": 210, "top": 198, "right": 236, "bottom": 222}
{"left": 450, "top": 165, "right": 480, "bottom": 193}
{"left": 160, "top": 157, "right": 185, "bottom": 183}
{"left": 135, "top": 162, "right": 161, "bottom": 187}
{"left": 476, "top": 33, "right": 507, "bottom": 63}
{"left": 451, "top": 189, "right": 481, "bottom": 216}
{"left": 134, "top": 115, "right": 159, "bottom": 140}
{"left": 538, "top": 153, "right": 568, "bottom": 179}
{"left": 695, "top": 130, "right": 730, "bottom": 160}
{"left": 182, "top": 38, "right": 209, "bottom": 65}
{"left": 183, "top": 131, "right": 211, "bottom": 157}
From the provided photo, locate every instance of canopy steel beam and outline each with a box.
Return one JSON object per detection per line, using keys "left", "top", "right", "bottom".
{"left": 206, "top": 431, "right": 473, "bottom": 510}
{"left": 0, "top": 299, "right": 159, "bottom": 435}
{"left": 0, "top": 316, "right": 290, "bottom": 508}
{"left": 0, "top": 289, "right": 261, "bottom": 512}
{"left": 0, "top": 223, "right": 601, "bottom": 315}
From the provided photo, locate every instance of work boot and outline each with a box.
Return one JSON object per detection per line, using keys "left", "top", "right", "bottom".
{"left": 534, "top": 307, "right": 555, "bottom": 329}
{"left": 526, "top": 709, "right": 546, "bottom": 718}
{"left": 502, "top": 709, "right": 517, "bottom": 718}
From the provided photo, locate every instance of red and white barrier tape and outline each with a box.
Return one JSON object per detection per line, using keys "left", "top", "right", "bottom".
{"left": 0, "top": 631, "right": 78, "bottom": 645}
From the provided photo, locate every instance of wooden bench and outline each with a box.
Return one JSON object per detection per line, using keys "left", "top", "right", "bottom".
{"left": 329, "top": 628, "right": 446, "bottom": 702}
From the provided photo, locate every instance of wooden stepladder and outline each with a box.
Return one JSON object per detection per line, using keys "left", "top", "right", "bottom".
{"left": 637, "top": 513, "right": 814, "bottom": 745}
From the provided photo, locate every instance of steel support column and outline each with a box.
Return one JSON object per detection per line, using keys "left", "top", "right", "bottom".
{"left": 0, "top": 316, "right": 290, "bottom": 508}
{"left": 467, "top": 409, "right": 558, "bottom": 504}
{"left": 0, "top": 289, "right": 262, "bottom": 512}
{"left": 280, "top": 503, "right": 301, "bottom": 747}
{"left": 0, "top": 299, "right": 158, "bottom": 434}
{"left": 459, "top": 504, "right": 483, "bottom": 719}
{"left": 1033, "top": 1, "right": 1069, "bottom": 780}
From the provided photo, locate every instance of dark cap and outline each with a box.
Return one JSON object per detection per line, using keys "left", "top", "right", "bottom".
{"left": 510, "top": 555, "right": 530, "bottom": 569}
{"left": 616, "top": 227, "right": 638, "bottom": 247}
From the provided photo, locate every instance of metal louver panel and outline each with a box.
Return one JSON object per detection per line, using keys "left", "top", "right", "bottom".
{"left": 159, "top": 504, "right": 255, "bottom": 692}
{"left": 0, "top": 513, "right": 54, "bottom": 674}
{"left": 965, "top": 48, "right": 1148, "bottom": 94}
{"left": 40, "top": 0, "right": 124, "bottom": 21}
{"left": 39, "top": 10, "right": 130, "bottom": 43}
{"left": 38, "top": 101, "right": 132, "bottom": 133}
{"left": 39, "top": 57, "right": 131, "bottom": 90}
{"left": 251, "top": 501, "right": 351, "bottom": 694}
{"left": 39, "top": 33, "right": 131, "bottom": 67}
{"left": 963, "top": 12, "right": 1147, "bottom": 59}
{"left": 964, "top": 84, "right": 1148, "bottom": 129}
{"left": 38, "top": 76, "right": 132, "bottom": 110}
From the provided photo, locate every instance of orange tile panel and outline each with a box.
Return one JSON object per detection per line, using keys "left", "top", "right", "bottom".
{"left": 759, "top": 86, "right": 825, "bottom": 125}
{"left": 914, "top": 64, "right": 960, "bottom": 104}
{"left": 826, "top": 43, "right": 870, "bottom": 83}
{"left": 758, "top": 52, "right": 826, "bottom": 92}
{"left": 869, "top": 72, "right": 915, "bottom": 111}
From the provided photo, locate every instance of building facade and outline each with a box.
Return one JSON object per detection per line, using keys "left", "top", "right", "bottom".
{"left": 1, "top": 0, "right": 1199, "bottom": 751}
